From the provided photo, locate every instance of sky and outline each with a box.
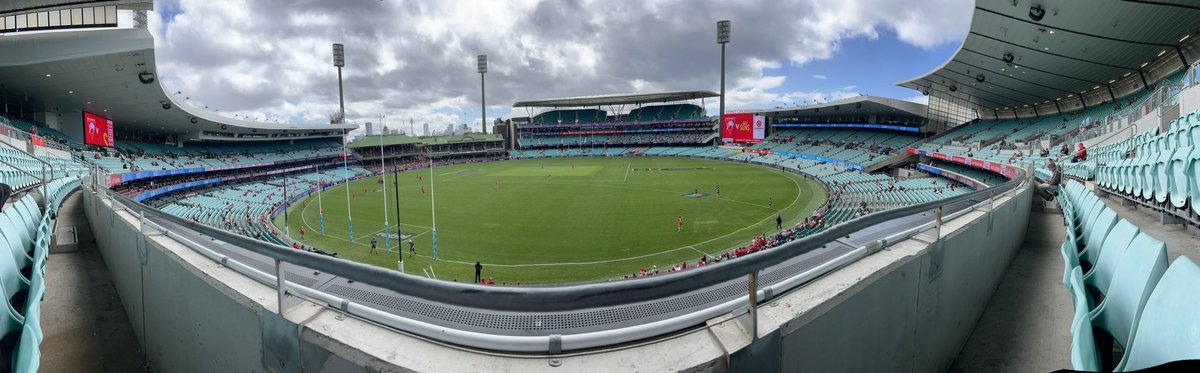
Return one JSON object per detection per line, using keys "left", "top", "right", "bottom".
{"left": 143, "top": 0, "right": 972, "bottom": 135}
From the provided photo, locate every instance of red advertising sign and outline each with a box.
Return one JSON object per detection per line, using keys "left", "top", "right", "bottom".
{"left": 721, "top": 114, "right": 763, "bottom": 143}
{"left": 83, "top": 112, "right": 115, "bottom": 147}
{"left": 30, "top": 136, "right": 45, "bottom": 147}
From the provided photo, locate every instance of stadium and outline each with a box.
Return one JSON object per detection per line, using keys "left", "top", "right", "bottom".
{"left": 0, "top": 0, "right": 1198, "bottom": 372}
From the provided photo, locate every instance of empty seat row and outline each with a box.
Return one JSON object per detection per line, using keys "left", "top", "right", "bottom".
{"left": 1057, "top": 180, "right": 1200, "bottom": 371}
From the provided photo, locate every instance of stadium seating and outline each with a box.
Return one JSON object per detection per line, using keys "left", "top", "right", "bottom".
{"left": 155, "top": 167, "right": 370, "bottom": 245}
{"left": 1090, "top": 109, "right": 1200, "bottom": 224}
{"left": 0, "top": 174, "right": 80, "bottom": 372}
{"left": 84, "top": 138, "right": 344, "bottom": 174}
{"left": 1057, "top": 176, "right": 1200, "bottom": 371}
{"left": 756, "top": 128, "right": 920, "bottom": 169}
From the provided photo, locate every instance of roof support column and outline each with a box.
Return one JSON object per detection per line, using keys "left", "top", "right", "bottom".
{"left": 1138, "top": 70, "right": 1150, "bottom": 89}
{"left": 1032, "top": 105, "right": 1039, "bottom": 118}
{"left": 1176, "top": 46, "right": 1189, "bottom": 67}
{"left": 1106, "top": 85, "right": 1117, "bottom": 102}
{"left": 1053, "top": 100, "right": 1062, "bottom": 115}
{"left": 1012, "top": 108, "right": 1019, "bottom": 119}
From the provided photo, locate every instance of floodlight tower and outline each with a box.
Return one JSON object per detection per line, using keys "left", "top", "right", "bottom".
{"left": 717, "top": 20, "right": 730, "bottom": 124}
{"left": 478, "top": 54, "right": 488, "bottom": 134}
{"left": 333, "top": 43, "right": 346, "bottom": 124}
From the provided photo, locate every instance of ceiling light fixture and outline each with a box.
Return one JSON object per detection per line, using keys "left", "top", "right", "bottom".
{"left": 1141, "top": 62, "right": 1150, "bottom": 68}
{"left": 1157, "top": 50, "right": 1167, "bottom": 57}
{"left": 44, "top": 74, "right": 51, "bottom": 77}
{"left": 1181, "top": 35, "right": 1191, "bottom": 43}
{"left": 67, "top": 90, "right": 74, "bottom": 94}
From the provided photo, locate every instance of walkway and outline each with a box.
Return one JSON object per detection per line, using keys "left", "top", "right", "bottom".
{"left": 39, "top": 192, "right": 145, "bottom": 372}
{"left": 949, "top": 203, "right": 1072, "bottom": 372}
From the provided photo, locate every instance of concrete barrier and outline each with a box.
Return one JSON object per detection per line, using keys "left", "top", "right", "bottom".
{"left": 725, "top": 184, "right": 1032, "bottom": 372}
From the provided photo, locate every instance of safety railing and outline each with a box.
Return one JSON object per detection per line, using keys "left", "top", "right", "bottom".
{"left": 88, "top": 158, "right": 1028, "bottom": 353}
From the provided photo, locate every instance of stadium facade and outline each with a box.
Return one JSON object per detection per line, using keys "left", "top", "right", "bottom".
{"left": 0, "top": 1, "right": 1197, "bottom": 372}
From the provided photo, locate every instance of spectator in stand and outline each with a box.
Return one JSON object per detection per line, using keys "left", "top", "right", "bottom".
{"left": 1071, "top": 143, "right": 1087, "bottom": 163}
{"left": 1036, "top": 159, "right": 1061, "bottom": 201}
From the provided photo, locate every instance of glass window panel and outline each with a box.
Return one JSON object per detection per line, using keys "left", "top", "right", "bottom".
{"left": 105, "top": 5, "right": 117, "bottom": 24}
{"left": 94, "top": 6, "right": 104, "bottom": 24}
{"left": 59, "top": 10, "right": 69, "bottom": 26}
{"left": 71, "top": 8, "right": 82, "bottom": 25}
{"left": 4, "top": 16, "right": 13, "bottom": 30}
{"left": 48, "top": 10, "right": 60, "bottom": 27}
{"left": 38, "top": 12, "right": 48, "bottom": 27}
{"left": 0, "top": 16, "right": 6, "bottom": 30}
{"left": 16, "top": 14, "right": 26, "bottom": 29}
{"left": 83, "top": 7, "right": 94, "bottom": 25}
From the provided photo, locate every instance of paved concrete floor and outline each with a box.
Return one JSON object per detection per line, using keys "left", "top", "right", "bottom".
{"left": 1095, "top": 192, "right": 1200, "bottom": 262}
{"left": 949, "top": 204, "right": 1073, "bottom": 372}
{"left": 40, "top": 192, "right": 146, "bottom": 372}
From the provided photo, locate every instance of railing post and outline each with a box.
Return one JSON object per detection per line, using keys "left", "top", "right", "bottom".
{"left": 934, "top": 207, "right": 943, "bottom": 238}
{"left": 275, "top": 259, "right": 286, "bottom": 314}
{"left": 748, "top": 270, "right": 758, "bottom": 340}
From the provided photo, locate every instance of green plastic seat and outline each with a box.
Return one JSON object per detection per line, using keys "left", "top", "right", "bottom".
{"left": 1083, "top": 219, "right": 1139, "bottom": 301}
{"left": 1117, "top": 257, "right": 1200, "bottom": 371}
{"left": 1139, "top": 159, "right": 1154, "bottom": 200}
{"left": 1080, "top": 208, "right": 1119, "bottom": 269}
{"left": 1191, "top": 147, "right": 1200, "bottom": 217}
{"left": 1070, "top": 268, "right": 1102, "bottom": 371}
{"left": 1087, "top": 234, "right": 1167, "bottom": 365}
{"left": 1153, "top": 150, "right": 1173, "bottom": 203}
{"left": 12, "top": 324, "right": 39, "bottom": 373}
{"left": 1169, "top": 147, "right": 1193, "bottom": 208}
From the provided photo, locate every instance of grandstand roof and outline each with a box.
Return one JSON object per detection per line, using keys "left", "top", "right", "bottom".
{"left": 421, "top": 133, "right": 503, "bottom": 145}
{"left": 512, "top": 91, "right": 719, "bottom": 108}
{"left": 0, "top": 0, "right": 152, "bottom": 15}
{"left": 898, "top": 0, "right": 1200, "bottom": 115}
{"left": 346, "top": 133, "right": 502, "bottom": 149}
{"left": 0, "top": 27, "right": 355, "bottom": 140}
{"left": 750, "top": 95, "right": 927, "bottom": 119}
{"left": 346, "top": 134, "right": 424, "bottom": 149}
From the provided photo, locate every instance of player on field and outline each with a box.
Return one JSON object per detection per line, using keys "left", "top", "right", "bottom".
{"left": 715, "top": 184, "right": 720, "bottom": 198}
{"left": 370, "top": 237, "right": 378, "bottom": 254}
{"left": 677, "top": 215, "right": 684, "bottom": 232}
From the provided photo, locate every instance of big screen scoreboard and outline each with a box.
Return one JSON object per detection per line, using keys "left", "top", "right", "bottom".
{"left": 720, "top": 113, "right": 765, "bottom": 143}
{"left": 83, "top": 111, "right": 115, "bottom": 147}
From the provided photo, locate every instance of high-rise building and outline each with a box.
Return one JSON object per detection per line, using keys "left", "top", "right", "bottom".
{"left": 365, "top": 122, "right": 377, "bottom": 136}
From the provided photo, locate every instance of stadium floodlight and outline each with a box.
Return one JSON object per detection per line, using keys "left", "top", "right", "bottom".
{"left": 478, "top": 54, "right": 488, "bottom": 134}
{"left": 717, "top": 20, "right": 730, "bottom": 136}
{"left": 333, "top": 43, "right": 346, "bottom": 124}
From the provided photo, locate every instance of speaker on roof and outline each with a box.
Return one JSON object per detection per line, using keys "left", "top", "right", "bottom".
{"left": 161, "top": 102, "right": 172, "bottom": 110}
{"left": 834, "top": 106, "right": 840, "bottom": 111}
{"left": 1028, "top": 5, "right": 1045, "bottom": 22}
{"left": 855, "top": 102, "right": 862, "bottom": 109}
{"left": 220, "top": 124, "right": 228, "bottom": 130}
{"left": 138, "top": 72, "right": 155, "bottom": 84}
{"left": 189, "top": 117, "right": 198, "bottom": 124}
{"left": 976, "top": 74, "right": 986, "bottom": 83}
{"left": 949, "top": 85, "right": 958, "bottom": 92}
{"left": 922, "top": 89, "right": 929, "bottom": 96}
{"left": 1003, "top": 53, "right": 1015, "bottom": 64}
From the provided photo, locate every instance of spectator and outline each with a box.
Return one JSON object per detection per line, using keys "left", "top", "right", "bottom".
{"left": 1036, "top": 159, "right": 1061, "bottom": 201}
{"left": 1071, "top": 143, "right": 1087, "bottom": 163}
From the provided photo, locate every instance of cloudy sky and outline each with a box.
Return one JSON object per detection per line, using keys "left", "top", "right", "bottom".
{"left": 145, "top": 0, "right": 973, "bottom": 135}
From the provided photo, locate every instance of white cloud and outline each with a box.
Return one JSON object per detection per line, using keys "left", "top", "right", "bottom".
{"left": 147, "top": 0, "right": 969, "bottom": 130}
{"left": 903, "top": 94, "right": 929, "bottom": 105}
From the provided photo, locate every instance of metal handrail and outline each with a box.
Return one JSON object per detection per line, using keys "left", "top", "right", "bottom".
{"left": 99, "top": 161, "right": 1027, "bottom": 313}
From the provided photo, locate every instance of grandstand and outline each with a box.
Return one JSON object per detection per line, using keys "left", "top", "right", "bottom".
{"left": 510, "top": 91, "right": 720, "bottom": 151}
{"left": 0, "top": 0, "right": 1197, "bottom": 372}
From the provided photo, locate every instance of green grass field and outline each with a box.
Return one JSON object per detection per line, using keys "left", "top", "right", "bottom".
{"left": 274, "top": 157, "right": 826, "bottom": 284}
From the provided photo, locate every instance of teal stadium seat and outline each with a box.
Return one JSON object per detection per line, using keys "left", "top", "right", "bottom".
{"left": 1080, "top": 208, "right": 1118, "bottom": 270}
{"left": 1083, "top": 219, "right": 1139, "bottom": 302}
{"left": 1191, "top": 147, "right": 1200, "bottom": 216}
{"left": 1117, "top": 257, "right": 1200, "bottom": 371}
{"left": 1169, "top": 146, "right": 1192, "bottom": 208}
{"left": 1069, "top": 268, "right": 1102, "bottom": 372}
{"left": 1086, "top": 234, "right": 1168, "bottom": 364}
{"left": 1153, "top": 150, "right": 1172, "bottom": 204}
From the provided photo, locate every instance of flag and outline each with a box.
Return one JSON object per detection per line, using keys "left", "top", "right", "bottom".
{"left": 319, "top": 208, "right": 325, "bottom": 234}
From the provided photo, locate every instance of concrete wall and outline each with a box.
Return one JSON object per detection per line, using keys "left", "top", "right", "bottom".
{"left": 730, "top": 185, "right": 1033, "bottom": 372}
{"left": 85, "top": 190, "right": 269, "bottom": 372}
